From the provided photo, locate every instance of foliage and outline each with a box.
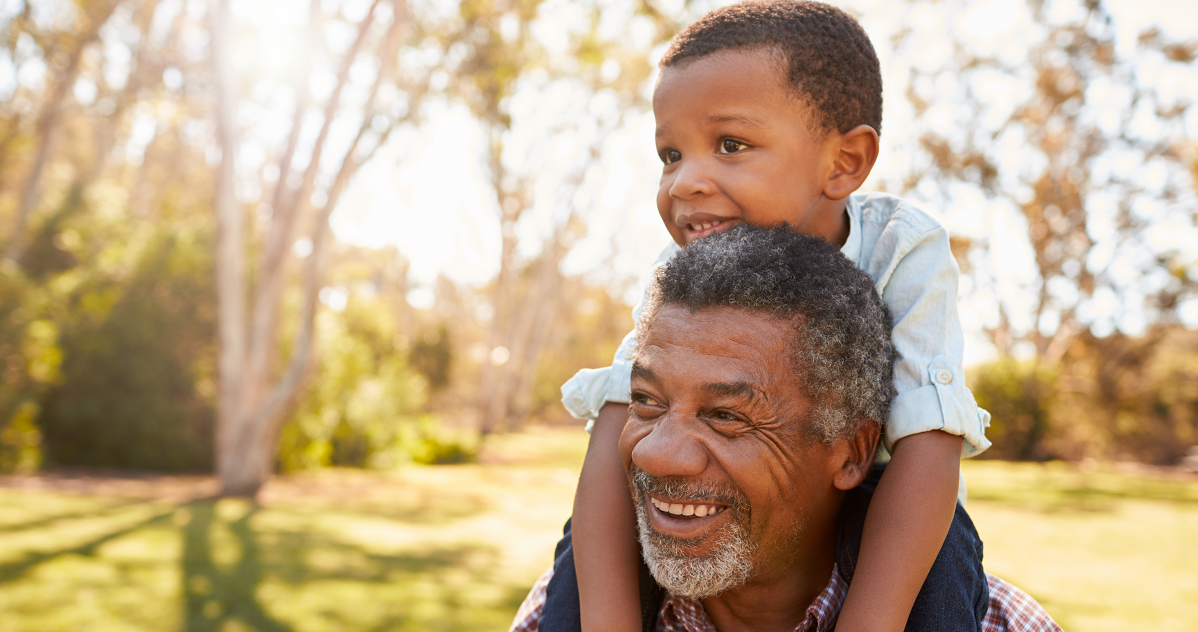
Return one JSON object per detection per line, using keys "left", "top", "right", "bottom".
{"left": 409, "top": 324, "right": 453, "bottom": 393}
{"left": 1052, "top": 328, "right": 1198, "bottom": 464}
{"left": 523, "top": 283, "right": 633, "bottom": 422}
{"left": 276, "top": 272, "right": 478, "bottom": 471}
{"left": 0, "top": 0, "right": 1195, "bottom": 480}
{"left": 893, "top": 0, "right": 1198, "bottom": 360}
{"left": 0, "top": 268, "right": 50, "bottom": 474}
{"left": 38, "top": 231, "right": 216, "bottom": 472}
{"left": 972, "top": 326, "right": 1198, "bottom": 464}
{"left": 971, "top": 357, "right": 1060, "bottom": 461}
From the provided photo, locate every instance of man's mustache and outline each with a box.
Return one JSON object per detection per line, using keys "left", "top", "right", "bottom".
{"left": 630, "top": 465, "right": 750, "bottom": 515}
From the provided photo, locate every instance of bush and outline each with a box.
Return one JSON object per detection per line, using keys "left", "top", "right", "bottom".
{"left": 970, "top": 328, "right": 1198, "bottom": 464}
{"left": 37, "top": 235, "right": 216, "bottom": 472}
{"left": 278, "top": 295, "right": 453, "bottom": 471}
{"left": 970, "top": 357, "right": 1060, "bottom": 461}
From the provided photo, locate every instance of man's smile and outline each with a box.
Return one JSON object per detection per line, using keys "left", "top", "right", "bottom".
{"left": 642, "top": 489, "right": 737, "bottom": 546}
{"left": 647, "top": 493, "right": 728, "bottom": 518}
{"left": 632, "top": 466, "right": 748, "bottom": 543}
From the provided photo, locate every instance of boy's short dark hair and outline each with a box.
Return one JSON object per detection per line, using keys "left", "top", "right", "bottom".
{"left": 660, "top": 0, "right": 883, "bottom": 136}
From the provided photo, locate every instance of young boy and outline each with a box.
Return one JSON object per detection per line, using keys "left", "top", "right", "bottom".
{"left": 544, "top": 2, "right": 992, "bottom": 631}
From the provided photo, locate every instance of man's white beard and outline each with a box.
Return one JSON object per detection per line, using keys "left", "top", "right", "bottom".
{"left": 635, "top": 490, "right": 756, "bottom": 600}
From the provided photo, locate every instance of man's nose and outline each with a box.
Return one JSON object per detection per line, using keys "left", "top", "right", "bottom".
{"left": 631, "top": 412, "right": 709, "bottom": 479}
{"left": 668, "top": 158, "right": 713, "bottom": 200}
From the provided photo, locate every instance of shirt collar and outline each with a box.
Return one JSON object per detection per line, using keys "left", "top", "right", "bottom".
{"left": 839, "top": 195, "right": 862, "bottom": 266}
{"left": 657, "top": 566, "right": 849, "bottom": 632}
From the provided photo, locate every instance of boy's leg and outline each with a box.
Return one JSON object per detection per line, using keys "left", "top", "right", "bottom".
{"left": 540, "top": 519, "right": 582, "bottom": 632}
{"left": 837, "top": 465, "right": 989, "bottom": 632}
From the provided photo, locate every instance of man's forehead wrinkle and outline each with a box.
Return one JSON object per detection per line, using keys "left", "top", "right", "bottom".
{"left": 645, "top": 339, "right": 772, "bottom": 370}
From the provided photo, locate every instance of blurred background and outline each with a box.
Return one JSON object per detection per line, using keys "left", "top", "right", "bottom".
{"left": 0, "top": 0, "right": 1195, "bottom": 629}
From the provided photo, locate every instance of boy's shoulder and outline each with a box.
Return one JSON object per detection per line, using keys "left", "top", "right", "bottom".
{"left": 851, "top": 191, "right": 945, "bottom": 237}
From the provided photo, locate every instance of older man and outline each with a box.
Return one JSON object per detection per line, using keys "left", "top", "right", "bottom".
{"left": 513, "top": 225, "right": 1059, "bottom": 632}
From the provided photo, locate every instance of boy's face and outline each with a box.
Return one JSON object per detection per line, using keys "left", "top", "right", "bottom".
{"left": 653, "top": 48, "right": 847, "bottom": 247}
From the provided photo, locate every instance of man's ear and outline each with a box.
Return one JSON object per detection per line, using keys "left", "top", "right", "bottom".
{"left": 823, "top": 124, "right": 879, "bottom": 201}
{"left": 831, "top": 420, "right": 880, "bottom": 491}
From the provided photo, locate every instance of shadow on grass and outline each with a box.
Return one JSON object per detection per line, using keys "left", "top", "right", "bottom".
{"left": 0, "top": 506, "right": 177, "bottom": 584}
{"left": 180, "top": 499, "right": 523, "bottom": 631}
{"left": 182, "top": 500, "right": 293, "bottom": 632}
{"left": 0, "top": 495, "right": 531, "bottom": 630}
{"left": 0, "top": 499, "right": 147, "bottom": 534}
{"left": 967, "top": 466, "right": 1198, "bottom": 513}
{"left": 263, "top": 496, "right": 487, "bottom": 530}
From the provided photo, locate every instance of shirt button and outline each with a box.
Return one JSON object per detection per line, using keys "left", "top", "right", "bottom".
{"left": 935, "top": 369, "right": 954, "bottom": 385}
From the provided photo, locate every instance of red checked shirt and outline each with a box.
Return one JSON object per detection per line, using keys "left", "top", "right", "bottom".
{"left": 510, "top": 567, "right": 1062, "bottom": 632}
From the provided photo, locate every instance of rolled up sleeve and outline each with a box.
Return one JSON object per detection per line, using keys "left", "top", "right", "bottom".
{"left": 878, "top": 221, "right": 991, "bottom": 458}
{"left": 560, "top": 329, "right": 637, "bottom": 430}
{"left": 560, "top": 244, "right": 677, "bottom": 432}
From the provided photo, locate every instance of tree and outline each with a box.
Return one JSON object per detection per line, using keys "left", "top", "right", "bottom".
{"left": 443, "top": 0, "right": 676, "bottom": 434}
{"left": 0, "top": 0, "right": 195, "bottom": 471}
{"left": 892, "top": 0, "right": 1197, "bottom": 366}
{"left": 3, "top": 0, "right": 124, "bottom": 263}
{"left": 208, "top": 0, "right": 422, "bottom": 496}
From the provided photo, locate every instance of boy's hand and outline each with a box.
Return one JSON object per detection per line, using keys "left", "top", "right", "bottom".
{"left": 835, "top": 430, "right": 963, "bottom": 632}
{"left": 573, "top": 401, "right": 642, "bottom": 632}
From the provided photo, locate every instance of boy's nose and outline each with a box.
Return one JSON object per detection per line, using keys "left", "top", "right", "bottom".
{"left": 668, "top": 160, "right": 713, "bottom": 200}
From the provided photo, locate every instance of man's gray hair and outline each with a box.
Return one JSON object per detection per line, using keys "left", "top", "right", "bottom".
{"left": 638, "top": 223, "right": 896, "bottom": 443}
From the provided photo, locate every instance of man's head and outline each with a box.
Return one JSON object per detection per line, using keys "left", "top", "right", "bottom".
{"left": 653, "top": 0, "right": 882, "bottom": 247}
{"left": 619, "top": 224, "right": 895, "bottom": 599}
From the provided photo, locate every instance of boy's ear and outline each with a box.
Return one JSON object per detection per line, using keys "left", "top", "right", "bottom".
{"left": 823, "top": 124, "right": 879, "bottom": 201}
{"left": 831, "top": 420, "right": 880, "bottom": 491}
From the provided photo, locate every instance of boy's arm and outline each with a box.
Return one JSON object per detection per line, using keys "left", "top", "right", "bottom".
{"left": 566, "top": 243, "right": 679, "bottom": 632}
{"left": 835, "top": 202, "right": 989, "bottom": 631}
{"left": 834, "top": 430, "right": 963, "bottom": 632}
{"left": 574, "top": 401, "right": 642, "bottom": 632}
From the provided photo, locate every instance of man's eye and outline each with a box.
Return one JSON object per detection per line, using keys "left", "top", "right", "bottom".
{"left": 631, "top": 392, "right": 664, "bottom": 408}
{"left": 705, "top": 409, "right": 749, "bottom": 437}
{"left": 717, "top": 139, "right": 748, "bottom": 154}
{"left": 661, "top": 149, "right": 681, "bottom": 165}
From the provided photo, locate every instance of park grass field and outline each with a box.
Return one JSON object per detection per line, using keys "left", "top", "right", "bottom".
{"left": 0, "top": 427, "right": 1195, "bottom": 631}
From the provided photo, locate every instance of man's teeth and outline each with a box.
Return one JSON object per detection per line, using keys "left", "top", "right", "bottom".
{"left": 649, "top": 496, "right": 723, "bottom": 517}
{"left": 690, "top": 221, "right": 722, "bottom": 231}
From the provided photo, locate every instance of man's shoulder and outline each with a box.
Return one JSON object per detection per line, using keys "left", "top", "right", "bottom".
{"left": 984, "top": 574, "right": 1064, "bottom": 632}
{"left": 851, "top": 191, "right": 944, "bottom": 238}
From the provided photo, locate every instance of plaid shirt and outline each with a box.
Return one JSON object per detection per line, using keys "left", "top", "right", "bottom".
{"left": 510, "top": 568, "right": 1062, "bottom": 632}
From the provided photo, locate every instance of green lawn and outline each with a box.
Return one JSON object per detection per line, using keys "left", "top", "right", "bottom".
{"left": 0, "top": 428, "right": 1195, "bottom": 631}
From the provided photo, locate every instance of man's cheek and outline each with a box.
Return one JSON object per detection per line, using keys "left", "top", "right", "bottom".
{"left": 618, "top": 417, "right": 652, "bottom": 468}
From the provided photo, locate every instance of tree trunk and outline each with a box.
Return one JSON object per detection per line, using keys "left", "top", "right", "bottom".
{"left": 4, "top": 2, "right": 118, "bottom": 263}
{"left": 209, "top": 0, "right": 251, "bottom": 495}
{"left": 210, "top": 0, "right": 406, "bottom": 497}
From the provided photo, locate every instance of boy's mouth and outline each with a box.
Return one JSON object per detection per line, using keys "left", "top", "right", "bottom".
{"left": 684, "top": 218, "right": 734, "bottom": 241}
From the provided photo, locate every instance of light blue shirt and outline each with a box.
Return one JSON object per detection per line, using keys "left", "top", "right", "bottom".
{"left": 561, "top": 193, "right": 991, "bottom": 498}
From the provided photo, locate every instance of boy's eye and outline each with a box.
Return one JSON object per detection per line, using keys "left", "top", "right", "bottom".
{"left": 718, "top": 139, "right": 748, "bottom": 155}
{"left": 661, "top": 149, "right": 681, "bottom": 165}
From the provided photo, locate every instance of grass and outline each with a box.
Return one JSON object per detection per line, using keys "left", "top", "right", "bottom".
{"left": 960, "top": 459, "right": 1198, "bottom": 632}
{"left": 0, "top": 428, "right": 1195, "bottom": 631}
